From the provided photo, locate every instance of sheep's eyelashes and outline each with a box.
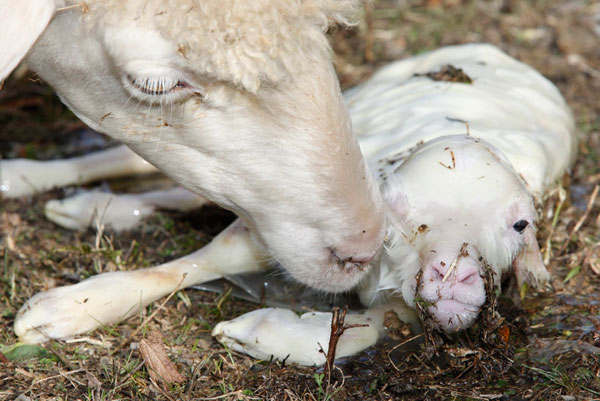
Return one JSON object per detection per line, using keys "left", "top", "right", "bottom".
{"left": 512, "top": 219, "right": 529, "bottom": 234}
{"left": 126, "top": 74, "right": 188, "bottom": 96}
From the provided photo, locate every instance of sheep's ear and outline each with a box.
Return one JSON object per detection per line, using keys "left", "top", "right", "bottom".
{"left": 302, "top": 0, "right": 362, "bottom": 30}
{"left": 512, "top": 227, "right": 550, "bottom": 290}
{"left": 0, "top": 0, "right": 56, "bottom": 81}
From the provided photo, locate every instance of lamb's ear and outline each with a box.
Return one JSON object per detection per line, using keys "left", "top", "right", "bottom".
{"left": 381, "top": 175, "right": 411, "bottom": 224}
{"left": 512, "top": 226, "right": 551, "bottom": 290}
{"left": 0, "top": 0, "right": 56, "bottom": 81}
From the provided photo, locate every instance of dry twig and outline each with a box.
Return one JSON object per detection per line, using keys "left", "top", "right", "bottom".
{"left": 322, "top": 306, "right": 369, "bottom": 385}
{"left": 442, "top": 242, "right": 469, "bottom": 282}
{"left": 387, "top": 333, "right": 425, "bottom": 372}
{"left": 558, "top": 184, "right": 599, "bottom": 255}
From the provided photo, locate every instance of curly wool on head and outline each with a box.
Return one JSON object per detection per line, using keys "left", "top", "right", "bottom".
{"left": 75, "top": 0, "right": 362, "bottom": 93}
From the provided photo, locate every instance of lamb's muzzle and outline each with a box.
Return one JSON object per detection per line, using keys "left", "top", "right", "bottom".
{"left": 418, "top": 243, "right": 486, "bottom": 332}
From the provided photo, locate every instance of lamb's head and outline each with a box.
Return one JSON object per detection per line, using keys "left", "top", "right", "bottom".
{"left": 368, "top": 135, "right": 547, "bottom": 332}
{"left": 4, "top": 0, "right": 385, "bottom": 292}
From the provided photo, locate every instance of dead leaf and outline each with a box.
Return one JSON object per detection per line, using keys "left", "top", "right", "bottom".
{"left": 498, "top": 325, "right": 510, "bottom": 344}
{"left": 139, "top": 331, "right": 185, "bottom": 385}
{"left": 86, "top": 371, "right": 102, "bottom": 389}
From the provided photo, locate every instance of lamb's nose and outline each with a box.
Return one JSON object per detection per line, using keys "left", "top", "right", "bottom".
{"left": 430, "top": 263, "right": 447, "bottom": 281}
{"left": 428, "top": 261, "right": 479, "bottom": 284}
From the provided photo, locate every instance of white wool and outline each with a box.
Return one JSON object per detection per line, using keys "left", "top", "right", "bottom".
{"left": 2, "top": 0, "right": 386, "bottom": 294}
{"left": 349, "top": 44, "right": 575, "bottom": 200}
{"left": 74, "top": 0, "right": 362, "bottom": 93}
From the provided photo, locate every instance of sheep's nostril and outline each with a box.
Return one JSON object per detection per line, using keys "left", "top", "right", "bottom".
{"left": 328, "top": 247, "right": 376, "bottom": 271}
{"left": 347, "top": 261, "right": 366, "bottom": 272}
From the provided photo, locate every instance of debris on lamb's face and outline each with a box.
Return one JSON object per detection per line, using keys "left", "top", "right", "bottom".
{"left": 416, "top": 255, "right": 502, "bottom": 347}
{"left": 378, "top": 136, "right": 544, "bottom": 334}
{"left": 415, "top": 242, "right": 486, "bottom": 334}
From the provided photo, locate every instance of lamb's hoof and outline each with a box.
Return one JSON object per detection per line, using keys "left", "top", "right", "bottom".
{"left": 0, "top": 159, "right": 49, "bottom": 198}
{"left": 212, "top": 307, "right": 380, "bottom": 366}
{"left": 16, "top": 289, "right": 93, "bottom": 343}
{"left": 45, "top": 190, "right": 153, "bottom": 231}
{"left": 15, "top": 272, "right": 140, "bottom": 343}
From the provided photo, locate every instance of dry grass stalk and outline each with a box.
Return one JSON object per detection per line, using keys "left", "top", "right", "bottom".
{"left": 442, "top": 242, "right": 469, "bottom": 282}
{"left": 558, "top": 184, "right": 599, "bottom": 255}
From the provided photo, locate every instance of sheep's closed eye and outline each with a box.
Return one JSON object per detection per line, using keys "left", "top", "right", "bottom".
{"left": 121, "top": 63, "right": 200, "bottom": 104}
{"left": 126, "top": 74, "right": 188, "bottom": 96}
{"left": 513, "top": 219, "right": 529, "bottom": 233}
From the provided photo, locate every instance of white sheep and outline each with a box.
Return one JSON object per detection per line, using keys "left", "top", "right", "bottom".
{"left": 0, "top": 0, "right": 386, "bottom": 297}
{"left": 13, "top": 43, "right": 576, "bottom": 365}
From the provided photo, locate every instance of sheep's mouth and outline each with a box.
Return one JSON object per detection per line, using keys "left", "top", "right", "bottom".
{"left": 327, "top": 247, "right": 374, "bottom": 273}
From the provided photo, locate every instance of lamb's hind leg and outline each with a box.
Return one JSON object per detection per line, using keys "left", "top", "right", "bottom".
{"left": 44, "top": 186, "right": 208, "bottom": 231}
{"left": 15, "top": 219, "right": 268, "bottom": 343}
{"left": 1, "top": 145, "right": 155, "bottom": 198}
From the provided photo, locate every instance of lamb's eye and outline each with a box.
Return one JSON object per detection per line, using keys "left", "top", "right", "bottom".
{"left": 513, "top": 220, "right": 529, "bottom": 233}
{"left": 126, "top": 74, "right": 188, "bottom": 96}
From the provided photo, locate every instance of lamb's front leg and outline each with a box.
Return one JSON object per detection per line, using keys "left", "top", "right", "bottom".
{"left": 15, "top": 219, "right": 268, "bottom": 343}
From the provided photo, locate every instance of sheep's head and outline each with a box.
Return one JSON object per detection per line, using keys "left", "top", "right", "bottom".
{"left": 11, "top": 0, "right": 384, "bottom": 292}
{"left": 362, "top": 135, "right": 548, "bottom": 332}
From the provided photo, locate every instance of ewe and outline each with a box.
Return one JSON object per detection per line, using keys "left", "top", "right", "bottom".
{"left": 1, "top": 1, "right": 386, "bottom": 298}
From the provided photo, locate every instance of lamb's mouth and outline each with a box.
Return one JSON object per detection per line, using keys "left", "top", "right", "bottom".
{"left": 428, "top": 299, "right": 481, "bottom": 332}
{"left": 433, "top": 299, "right": 479, "bottom": 313}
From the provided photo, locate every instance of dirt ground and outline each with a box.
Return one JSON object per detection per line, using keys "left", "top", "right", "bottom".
{"left": 1, "top": 0, "right": 600, "bottom": 399}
